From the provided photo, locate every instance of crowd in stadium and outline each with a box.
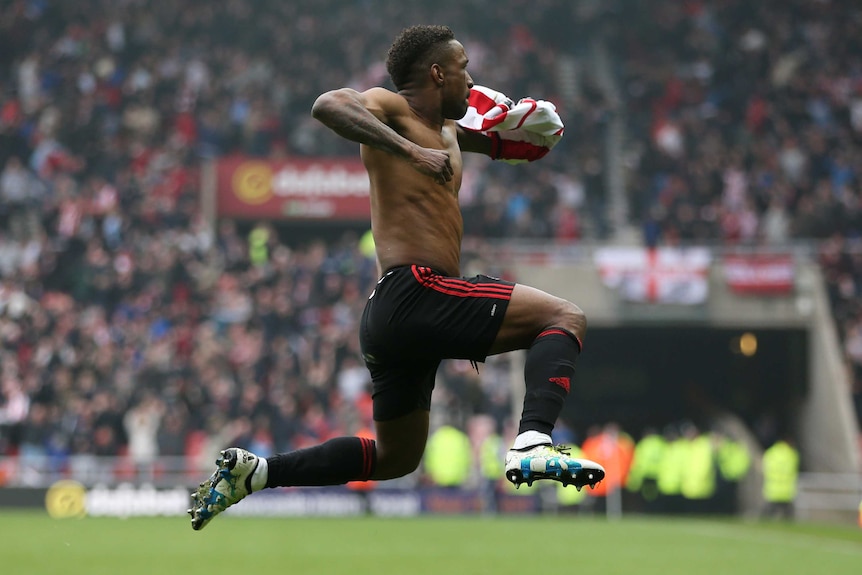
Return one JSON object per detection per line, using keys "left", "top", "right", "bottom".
{"left": 614, "top": 0, "right": 862, "bottom": 427}
{"left": 0, "top": 0, "right": 860, "bottom": 488}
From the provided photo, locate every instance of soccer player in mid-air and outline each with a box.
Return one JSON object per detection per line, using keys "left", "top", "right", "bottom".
{"left": 189, "top": 24, "right": 604, "bottom": 530}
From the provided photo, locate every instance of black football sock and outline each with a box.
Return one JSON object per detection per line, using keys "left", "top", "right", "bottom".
{"left": 518, "top": 327, "right": 581, "bottom": 436}
{"left": 265, "top": 436, "right": 377, "bottom": 488}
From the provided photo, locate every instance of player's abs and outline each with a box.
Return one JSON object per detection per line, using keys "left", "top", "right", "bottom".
{"left": 369, "top": 184, "right": 463, "bottom": 277}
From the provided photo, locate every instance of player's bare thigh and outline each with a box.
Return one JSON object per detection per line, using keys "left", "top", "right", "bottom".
{"left": 487, "top": 283, "right": 586, "bottom": 355}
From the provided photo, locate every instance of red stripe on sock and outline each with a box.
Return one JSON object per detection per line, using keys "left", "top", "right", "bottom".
{"left": 538, "top": 329, "right": 569, "bottom": 338}
{"left": 366, "top": 438, "right": 374, "bottom": 479}
{"left": 537, "top": 328, "right": 582, "bottom": 352}
{"left": 359, "top": 437, "right": 374, "bottom": 480}
{"left": 359, "top": 438, "right": 369, "bottom": 480}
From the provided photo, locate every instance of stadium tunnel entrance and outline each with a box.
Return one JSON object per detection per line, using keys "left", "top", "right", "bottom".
{"left": 563, "top": 326, "right": 808, "bottom": 444}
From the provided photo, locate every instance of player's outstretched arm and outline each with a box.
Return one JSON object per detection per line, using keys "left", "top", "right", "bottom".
{"left": 455, "top": 124, "right": 493, "bottom": 157}
{"left": 312, "top": 88, "right": 453, "bottom": 184}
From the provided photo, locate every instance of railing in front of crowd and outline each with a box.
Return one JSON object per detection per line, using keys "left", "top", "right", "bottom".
{"left": 797, "top": 472, "right": 862, "bottom": 520}
{"left": 1, "top": 454, "right": 217, "bottom": 489}
{"left": 472, "top": 237, "right": 853, "bottom": 266}
{"left": 0, "top": 454, "right": 421, "bottom": 490}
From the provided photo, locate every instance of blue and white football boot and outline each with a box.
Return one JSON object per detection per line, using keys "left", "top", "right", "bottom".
{"left": 505, "top": 444, "right": 605, "bottom": 490}
{"left": 189, "top": 448, "right": 259, "bottom": 530}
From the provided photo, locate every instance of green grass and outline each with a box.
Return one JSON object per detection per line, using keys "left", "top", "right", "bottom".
{"left": 1, "top": 512, "right": 860, "bottom": 575}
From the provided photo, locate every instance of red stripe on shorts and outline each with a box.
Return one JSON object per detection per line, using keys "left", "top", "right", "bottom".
{"left": 411, "top": 265, "right": 513, "bottom": 300}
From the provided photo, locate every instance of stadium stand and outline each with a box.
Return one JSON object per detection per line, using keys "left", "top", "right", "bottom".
{"left": 613, "top": 0, "right": 862, "bottom": 430}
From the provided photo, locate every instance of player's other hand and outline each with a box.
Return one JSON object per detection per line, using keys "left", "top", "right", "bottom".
{"left": 409, "top": 146, "right": 453, "bottom": 185}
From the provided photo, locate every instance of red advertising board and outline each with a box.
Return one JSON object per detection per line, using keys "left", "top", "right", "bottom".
{"left": 723, "top": 254, "right": 795, "bottom": 295}
{"left": 216, "top": 156, "right": 370, "bottom": 220}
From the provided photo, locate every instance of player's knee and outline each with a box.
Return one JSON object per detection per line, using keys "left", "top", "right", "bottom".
{"left": 374, "top": 445, "right": 424, "bottom": 480}
{"left": 556, "top": 299, "right": 586, "bottom": 342}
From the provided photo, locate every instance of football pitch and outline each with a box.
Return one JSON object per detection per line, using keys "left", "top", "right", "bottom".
{"left": 2, "top": 512, "right": 860, "bottom": 575}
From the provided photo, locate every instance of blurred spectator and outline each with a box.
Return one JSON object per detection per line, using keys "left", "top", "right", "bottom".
{"left": 424, "top": 424, "right": 472, "bottom": 488}
{"left": 761, "top": 436, "right": 800, "bottom": 521}
{"left": 124, "top": 392, "right": 164, "bottom": 466}
{"left": 625, "top": 427, "right": 667, "bottom": 511}
{"left": 580, "top": 422, "right": 634, "bottom": 502}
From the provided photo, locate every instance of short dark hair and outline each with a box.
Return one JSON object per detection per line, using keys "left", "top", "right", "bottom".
{"left": 386, "top": 25, "right": 455, "bottom": 91}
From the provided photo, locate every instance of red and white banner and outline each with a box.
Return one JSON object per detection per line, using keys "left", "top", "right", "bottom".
{"left": 216, "top": 156, "right": 370, "bottom": 220}
{"left": 594, "top": 247, "right": 712, "bottom": 305}
{"left": 723, "top": 254, "right": 795, "bottom": 295}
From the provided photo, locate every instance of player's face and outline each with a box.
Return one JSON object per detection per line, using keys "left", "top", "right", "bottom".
{"left": 441, "top": 41, "right": 473, "bottom": 120}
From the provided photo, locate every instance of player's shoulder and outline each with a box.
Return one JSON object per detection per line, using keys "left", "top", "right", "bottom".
{"left": 363, "top": 87, "right": 408, "bottom": 106}
{"left": 362, "top": 87, "right": 411, "bottom": 116}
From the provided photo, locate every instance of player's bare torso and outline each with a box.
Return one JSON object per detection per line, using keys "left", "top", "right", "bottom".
{"left": 361, "top": 108, "right": 463, "bottom": 278}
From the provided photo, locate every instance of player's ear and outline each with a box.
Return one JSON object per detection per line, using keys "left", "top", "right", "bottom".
{"left": 430, "top": 63, "right": 444, "bottom": 86}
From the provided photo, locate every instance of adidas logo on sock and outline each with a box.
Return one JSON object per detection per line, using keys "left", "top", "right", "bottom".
{"left": 549, "top": 377, "right": 570, "bottom": 393}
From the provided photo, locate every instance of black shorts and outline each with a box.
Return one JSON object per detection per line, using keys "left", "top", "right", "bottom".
{"left": 360, "top": 265, "right": 514, "bottom": 421}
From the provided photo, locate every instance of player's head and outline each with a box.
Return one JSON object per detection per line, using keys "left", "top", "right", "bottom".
{"left": 386, "top": 25, "right": 473, "bottom": 119}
